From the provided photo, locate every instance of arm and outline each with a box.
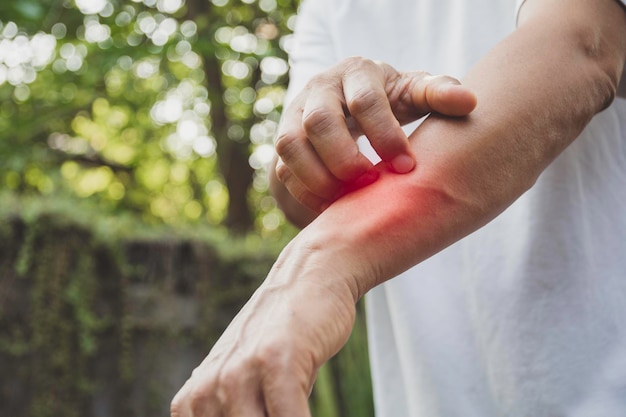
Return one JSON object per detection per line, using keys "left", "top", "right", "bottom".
{"left": 311, "top": 0, "right": 626, "bottom": 289}
{"left": 269, "top": 61, "right": 479, "bottom": 228}
{"left": 171, "top": 1, "right": 626, "bottom": 416}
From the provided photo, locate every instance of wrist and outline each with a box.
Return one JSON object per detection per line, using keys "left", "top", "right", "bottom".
{"left": 268, "top": 226, "right": 371, "bottom": 304}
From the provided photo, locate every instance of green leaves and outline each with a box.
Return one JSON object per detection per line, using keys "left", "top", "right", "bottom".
{"left": 0, "top": 0, "right": 300, "bottom": 233}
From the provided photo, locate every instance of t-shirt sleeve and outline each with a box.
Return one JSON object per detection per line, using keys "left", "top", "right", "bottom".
{"left": 283, "top": 0, "right": 337, "bottom": 108}
{"left": 516, "top": 0, "right": 626, "bottom": 98}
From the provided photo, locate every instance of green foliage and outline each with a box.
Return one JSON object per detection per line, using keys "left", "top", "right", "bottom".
{"left": 0, "top": 0, "right": 299, "bottom": 233}
{"left": 0, "top": 193, "right": 374, "bottom": 417}
{"left": 2, "top": 212, "right": 114, "bottom": 417}
{"left": 0, "top": 3, "right": 376, "bottom": 415}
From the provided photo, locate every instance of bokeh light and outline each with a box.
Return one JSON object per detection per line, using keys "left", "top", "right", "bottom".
{"left": 0, "top": 0, "right": 301, "bottom": 233}
{"left": 75, "top": 0, "right": 109, "bottom": 15}
{"left": 0, "top": 26, "right": 56, "bottom": 86}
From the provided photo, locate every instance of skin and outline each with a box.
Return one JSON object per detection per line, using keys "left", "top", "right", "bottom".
{"left": 171, "top": 0, "right": 626, "bottom": 416}
{"left": 271, "top": 63, "right": 478, "bottom": 226}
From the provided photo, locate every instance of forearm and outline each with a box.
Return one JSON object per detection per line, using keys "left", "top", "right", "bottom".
{"left": 271, "top": 0, "right": 626, "bottom": 301}
{"left": 172, "top": 3, "right": 626, "bottom": 415}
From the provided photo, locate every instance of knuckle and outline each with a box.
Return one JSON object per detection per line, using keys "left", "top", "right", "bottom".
{"left": 343, "top": 56, "right": 380, "bottom": 81}
{"left": 274, "top": 131, "right": 301, "bottom": 161}
{"left": 393, "top": 70, "right": 430, "bottom": 101}
{"left": 342, "top": 55, "right": 374, "bottom": 71}
{"left": 259, "top": 342, "right": 284, "bottom": 360}
{"left": 188, "top": 398, "right": 206, "bottom": 416}
{"left": 346, "top": 87, "right": 380, "bottom": 116}
{"left": 187, "top": 385, "right": 212, "bottom": 416}
{"left": 302, "top": 107, "right": 338, "bottom": 135}
{"left": 170, "top": 394, "right": 183, "bottom": 417}
{"left": 375, "top": 60, "right": 396, "bottom": 74}
{"left": 218, "top": 367, "right": 240, "bottom": 396}
{"left": 306, "top": 72, "right": 336, "bottom": 90}
{"left": 274, "top": 160, "right": 291, "bottom": 184}
{"left": 255, "top": 344, "right": 290, "bottom": 373}
{"left": 324, "top": 56, "right": 371, "bottom": 78}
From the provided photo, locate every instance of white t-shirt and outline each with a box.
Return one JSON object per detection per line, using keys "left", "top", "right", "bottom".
{"left": 287, "top": 1, "right": 626, "bottom": 416}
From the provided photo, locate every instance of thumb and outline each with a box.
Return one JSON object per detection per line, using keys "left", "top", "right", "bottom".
{"left": 414, "top": 74, "right": 477, "bottom": 117}
{"left": 262, "top": 372, "right": 313, "bottom": 417}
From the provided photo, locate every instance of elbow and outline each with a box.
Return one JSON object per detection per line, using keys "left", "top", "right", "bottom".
{"left": 571, "top": 18, "right": 626, "bottom": 112}
{"left": 579, "top": 37, "right": 622, "bottom": 112}
{"left": 594, "top": 69, "right": 619, "bottom": 113}
{"left": 593, "top": 69, "right": 619, "bottom": 112}
{"left": 519, "top": 2, "right": 626, "bottom": 112}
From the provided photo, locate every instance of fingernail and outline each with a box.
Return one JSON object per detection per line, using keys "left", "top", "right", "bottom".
{"left": 390, "top": 154, "right": 415, "bottom": 173}
{"left": 436, "top": 83, "right": 464, "bottom": 94}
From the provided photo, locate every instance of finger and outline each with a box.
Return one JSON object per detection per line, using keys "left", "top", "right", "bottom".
{"left": 262, "top": 372, "right": 312, "bottom": 417}
{"left": 301, "top": 82, "right": 376, "bottom": 182}
{"left": 413, "top": 74, "right": 477, "bottom": 116}
{"left": 219, "top": 369, "right": 266, "bottom": 417}
{"left": 171, "top": 378, "right": 220, "bottom": 417}
{"left": 171, "top": 385, "right": 192, "bottom": 417}
{"left": 275, "top": 110, "right": 343, "bottom": 202}
{"left": 342, "top": 58, "right": 415, "bottom": 173}
{"left": 224, "top": 387, "right": 266, "bottom": 417}
{"left": 275, "top": 159, "right": 332, "bottom": 213}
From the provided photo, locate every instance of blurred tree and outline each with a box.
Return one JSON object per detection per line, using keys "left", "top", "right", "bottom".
{"left": 0, "top": 0, "right": 299, "bottom": 234}
{"left": 0, "top": 4, "right": 378, "bottom": 417}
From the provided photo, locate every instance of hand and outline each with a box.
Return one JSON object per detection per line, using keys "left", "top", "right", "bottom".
{"left": 170, "top": 245, "right": 358, "bottom": 417}
{"left": 274, "top": 56, "right": 477, "bottom": 213}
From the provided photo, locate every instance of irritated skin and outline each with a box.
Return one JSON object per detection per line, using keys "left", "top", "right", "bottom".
{"left": 171, "top": 1, "right": 626, "bottom": 416}
{"left": 294, "top": 0, "right": 626, "bottom": 294}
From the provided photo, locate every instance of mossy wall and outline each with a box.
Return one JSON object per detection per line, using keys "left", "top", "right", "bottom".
{"left": 0, "top": 197, "right": 373, "bottom": 417}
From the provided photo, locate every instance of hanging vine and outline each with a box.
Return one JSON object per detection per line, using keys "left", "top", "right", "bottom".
{"left": 0, "top": 198, "right": 373, "bottom": 417}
